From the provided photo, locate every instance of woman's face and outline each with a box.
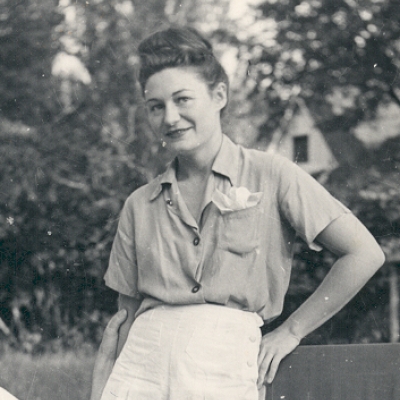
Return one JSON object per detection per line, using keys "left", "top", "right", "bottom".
{"left": 144, "top": 67, "right": 227, "bottom": 154}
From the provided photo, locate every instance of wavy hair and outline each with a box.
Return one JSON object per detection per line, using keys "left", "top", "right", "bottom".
{"left": 138, "top": 27, "right": 229, "bottom": 98}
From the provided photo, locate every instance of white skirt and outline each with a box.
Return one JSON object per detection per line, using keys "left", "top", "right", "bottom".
{"left": 100, "top": 304, "right": 264, "bottom": 400}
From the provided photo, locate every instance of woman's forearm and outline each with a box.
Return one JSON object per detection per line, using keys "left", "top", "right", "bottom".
{"left": 280, "top": 251, "right": 384, "bottom": 340}
{"left": 280, "top": 213, "right": 385, "bottom": 340}
{"left": 258, "top": 213, "right": 385, "bottom": 385}
{"left": 90, "top": 309, "right": 127, "bottom": 400}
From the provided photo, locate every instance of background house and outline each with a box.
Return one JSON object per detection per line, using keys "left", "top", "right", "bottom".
{"left": 265, "top": 98, "right": 370, "bottom": 179}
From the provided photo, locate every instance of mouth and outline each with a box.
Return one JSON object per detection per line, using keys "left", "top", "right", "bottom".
{"left": 165, "top": 127, "right": 192, "bottom": 138}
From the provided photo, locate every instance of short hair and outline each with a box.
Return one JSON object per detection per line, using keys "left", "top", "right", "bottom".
{"left": 138, "top": 27, "right": 230, "bottom": 96}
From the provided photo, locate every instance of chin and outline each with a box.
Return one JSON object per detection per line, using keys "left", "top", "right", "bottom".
{"left": 165, "top": 135, "right": 190, "bottom": 147}
{"left": 169, "top": 143, "right": 194, "bottom": 153}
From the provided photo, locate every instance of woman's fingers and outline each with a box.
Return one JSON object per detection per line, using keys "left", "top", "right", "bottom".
{"left": 257, "top": 346, "right": 273, "bottom": 388}
{"left": 99, "top": 309, "right": 127, "bottom": 357}
{"left": 106, "top": 309, "right": 127, "bottom": 332}
{"left": 257, "top": 342, "right": 282, "bottom": 387}
{"left": 257, "top": 330, "right": 300, "bottom": 387}
{"left": 265, "top": 353, "right": 283, "bottom": 384}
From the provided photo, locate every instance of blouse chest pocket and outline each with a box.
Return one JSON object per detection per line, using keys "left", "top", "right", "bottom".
{"left": 218, "top": 205, "right": 261, "bottom": 255}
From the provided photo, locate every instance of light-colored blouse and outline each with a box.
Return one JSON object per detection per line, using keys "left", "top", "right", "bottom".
{"left": 104, "top": 135, "right": 349, "bottom": 321}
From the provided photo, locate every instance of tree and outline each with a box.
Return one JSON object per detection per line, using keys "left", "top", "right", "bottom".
{"left": 0, "top": 0, "right": 173, "bottom": 351}
{"left": 2, "top": 0, "right": 398, "bottom": 350}
{"left": 227, "top": 0, "right": 400, "bottom": 135}
{"left": 0, "top": 0, "right": 62, "bottom": 124}
{"left": 328, "top": 137, "right": 400, "bottom": 343}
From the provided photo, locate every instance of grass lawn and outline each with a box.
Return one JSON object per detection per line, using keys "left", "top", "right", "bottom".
{"left": 0, "top": 350, "right": 96, "bottom": 400}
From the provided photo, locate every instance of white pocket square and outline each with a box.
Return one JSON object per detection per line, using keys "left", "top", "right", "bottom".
{"left": 212, "top": 186, "right": 262, "bottom": 214}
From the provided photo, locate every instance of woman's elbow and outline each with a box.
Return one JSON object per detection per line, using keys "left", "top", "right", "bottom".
{"left": 374, "top": 245, "right": 386, "bottom": 269}
{"left": 363, "top": 240, "right": 386, "bottom": 272}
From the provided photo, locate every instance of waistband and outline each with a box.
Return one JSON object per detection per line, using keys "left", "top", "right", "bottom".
{"left": 141, "top": 303, "right": 264, "bottom": 328}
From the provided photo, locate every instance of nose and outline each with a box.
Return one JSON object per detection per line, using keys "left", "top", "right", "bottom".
{"left": 164, "top": 101, "right": 180, "bottom": 126}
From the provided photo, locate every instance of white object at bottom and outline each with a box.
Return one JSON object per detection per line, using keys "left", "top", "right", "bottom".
{"left": 0, "top": 387, "right": 19, "bottom": 400}
{"left": 101, "top": 304, "right": 264, "bottom": 400}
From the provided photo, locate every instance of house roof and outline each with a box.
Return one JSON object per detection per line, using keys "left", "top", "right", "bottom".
{"left": 265, "top": 99, "right": 372, "bottom": 173}
{"left": 316, "top": 120, "right": 372, "bottom": 169}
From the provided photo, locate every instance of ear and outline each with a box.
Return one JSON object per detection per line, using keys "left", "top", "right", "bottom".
{"left": 211, "top": 82, "right": 228, "bottom": 112}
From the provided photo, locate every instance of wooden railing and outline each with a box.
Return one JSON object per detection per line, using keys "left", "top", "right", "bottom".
{"left": 266, "top": 343, "right": 400, "bottom": 400}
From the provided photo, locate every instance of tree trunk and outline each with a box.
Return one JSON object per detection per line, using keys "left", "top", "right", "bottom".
{"left": 389, "top": 264, "right": 399, "bottom": 343}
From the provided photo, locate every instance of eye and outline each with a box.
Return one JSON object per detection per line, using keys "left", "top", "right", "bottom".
{"left": 175, "top": 96, "right": 191, "bottom": 105}
{"left": 147, "top": 103, "right": 164, "bottom": 115}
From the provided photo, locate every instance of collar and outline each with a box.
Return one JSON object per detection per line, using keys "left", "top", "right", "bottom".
{"left": 148, "top": 134, "right": 240, "bottom": 201}
{"left": 149, "top": 159, "right": 177, "bottom": 201}
{"left": 211, "top": 134, "right": 239, "bottom": 186}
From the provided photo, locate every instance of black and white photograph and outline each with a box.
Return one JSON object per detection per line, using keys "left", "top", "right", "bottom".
{"left": 0, "top": 1, "right": 399, "bottom": 399}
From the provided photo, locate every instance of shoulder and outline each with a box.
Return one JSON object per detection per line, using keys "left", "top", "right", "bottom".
{"left": 253, "top": 150, "right": 313, "bottom": 185}
{"left": 238, "top": 145, "right": 325, "bottom": 201}
{"left": 126, "top": 181, "right": 153, "bottom": 201}
{"left": 122, "top": 175, "right": 162, "bottom": 211}
{"left": 236, "top": 143, "right": 297, "bottom": 184}
{"left": 234, "top": 142, "right": 290, "bottom": 170}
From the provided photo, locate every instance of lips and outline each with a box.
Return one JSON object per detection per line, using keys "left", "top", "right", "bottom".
{"left": 165, "top": 127, "right": 192, "bottom": 138}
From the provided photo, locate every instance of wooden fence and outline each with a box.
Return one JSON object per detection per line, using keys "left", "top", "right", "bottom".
{"left": 266, "top": 343, "right": 400, "bottom": 400}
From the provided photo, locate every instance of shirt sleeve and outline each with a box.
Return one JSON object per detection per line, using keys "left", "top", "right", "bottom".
{"left": 104, "top": 196, "right": 141, "bottom": 298}
{"left": 273, "top": 155, "right": 351, "bottom": 251}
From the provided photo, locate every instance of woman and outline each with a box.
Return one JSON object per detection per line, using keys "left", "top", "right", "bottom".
{"left": 99, "top": 27, "right": 384, "bottom": 399}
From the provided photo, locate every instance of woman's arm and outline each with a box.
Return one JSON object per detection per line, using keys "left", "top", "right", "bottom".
{"left": 257, "top": 213, "right": 385, "bottom": 387}
{"left": 90, "top": 295, "right": 141, "bottom": 400}
{"left": 90, "top": 309, "right": 127, "bottom": 400}
{"left": 117, "top": 294, "right": 142, "bottom": 356}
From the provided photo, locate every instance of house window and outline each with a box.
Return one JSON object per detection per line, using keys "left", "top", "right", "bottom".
{"left": 293, "top": 135, "right": 309, "bottom": 163}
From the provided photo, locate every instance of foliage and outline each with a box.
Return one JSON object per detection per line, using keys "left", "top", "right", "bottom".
{"left": 0, "top": 0, "right": 62, "bottom": 124}
{"left": 227, "top": 0, "right": 400, "bottom": 135}
{"left": 0, "top": 0, "right": 171, "bottom": 351}
{"left": 0, "top": 0, "right": 399, "bottom": 352}
{"left": 267, "top": 134, "right": 400, "bottom": 345}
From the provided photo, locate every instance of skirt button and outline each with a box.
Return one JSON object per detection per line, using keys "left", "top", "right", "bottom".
{"left": 191, "top": 285, "right": 201, "bottom": 293}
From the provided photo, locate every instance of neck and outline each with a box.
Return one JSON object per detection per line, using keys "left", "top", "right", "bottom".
{"left": 176, "top": 132, "right": 223, "bottom": 181}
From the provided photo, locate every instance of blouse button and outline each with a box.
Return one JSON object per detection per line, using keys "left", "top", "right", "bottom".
{"left": 166, "top": 199, "right": 173, "bottom": 206}
{"left": 193, "top": 237, "right": 200, "bottom": 246}
{"left": 191, "top": 285, "right": 201, "bottom": 293}
{"left": 247, "top": 360, "right": 254, "bottom": 367}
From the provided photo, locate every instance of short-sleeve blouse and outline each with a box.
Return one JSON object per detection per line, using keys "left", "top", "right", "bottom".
{"left": 104, "top": 135, "right": 350, "bottom": 321}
